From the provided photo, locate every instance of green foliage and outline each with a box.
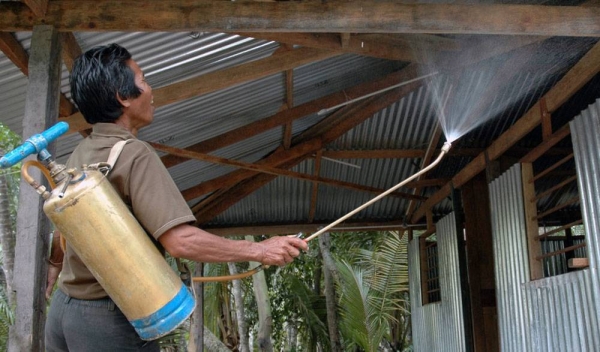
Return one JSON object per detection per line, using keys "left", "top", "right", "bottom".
{"left": 0, "top": 286, "right": 14, "bottom": 351}
{"left": 0, "top": 123, "right": 22, "bottom": 152}
{"left": 203, "top": 262, "right": 234, "bottom": 342}
{"left": 0, "top": 123, "right": 20, "bottom": 349}
{"left": 269, "top": 237, "right": 331, "bottom": 351}
{"left": 270, "top": 267, "right": 329, "bottom": 350}
{"left": 333, "top": 231, "right": 411, "bottom": 351}
{"left": 0, "top": 122, "right": 22, "bottom": 224}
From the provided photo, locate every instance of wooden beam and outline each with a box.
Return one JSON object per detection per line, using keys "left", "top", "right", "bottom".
{"left": 183, "top": 139, "right": 323, "bottom": 201}
{"left": 64, "top": 46, "right": 338, "bottom": 135}
{"left": 156, "top": 35, "right": 536, "bottom": 168}
{"left": 206, "top": 220, "right": 412, "bottom": 237}
{"left": 21, "top": 0, "right": 48, "bottom": 18}
{"left": 0, "top": 32, "right": 29, "bottom": 75}
{"left": 0, "top": 31, "right": 77, "bottom": 119}
{"left": 283, "top": 51, "right": 294, "bottom": 150}
{"left": 322, "top": 148, "right": 483, "bottom": 159}
{"left": 9, "top": 25, "right": 61, "bottom": 352}
{"left": 522, "top": 164, "right": 543, "bottom": 283}
{"left": 411, "top": 41, "right": 600, "bottom": 223}
{"left": 187, "top": 35, "right": 539, "bottom": 223}
{"left": 159, "top": 68, "right": 416, "bottom": 168}
{"left": 237, "top": 32, "right": 460, "bottom": 62}
{"left": 153, "top": 46, "right": 337, "bottom": 107}
{"left": 568, "top": 258, "right": 589, "bottom": 269}
{"left": 149, "top": 142, "right": 425, "bottom": 201}
{"left": 1, "top": 2, "right": 600, "bottom": 37}
{"left": 308, "top": 150, "right": 323, "bottom": 223}
{"left": 60, "top": 32, "right": 82, "bottom": 72}
{"left": 520, "top": 124, "right": 571, "bottom": 163}
{"left": 192, "top": 65, "right": 425, "bottom": 223}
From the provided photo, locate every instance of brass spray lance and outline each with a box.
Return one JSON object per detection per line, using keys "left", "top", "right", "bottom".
{"left": 193, "top": 141, "right": 452, "bottom": 283}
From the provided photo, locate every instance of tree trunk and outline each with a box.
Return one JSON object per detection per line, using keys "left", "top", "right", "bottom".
{"left": 318, "top": 233, "right": 342, "bottom": 352}
{"left": 203, "top": 325, "right": 232, "bottom": 352}
{"left": 313, "top": 245, "right": 322, "bottom": 295}
{"left": 246, "top": 236, "right": 273, "bottom": 352}
{"left": 0, "top": 170, "right": 15, "bottom": 307}
{"left": 188, "top": 263, "right": 204, "bottom": 352}
{"left": 286, "top": 314, "right": 298, "bottom": 351}
{"left": 228, "top": 262, "right": 250, "bottom": 352}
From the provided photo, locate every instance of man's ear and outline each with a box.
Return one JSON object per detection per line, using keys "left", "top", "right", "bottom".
{"left": 116, "top": 93, "right": 131, "bottom": 108}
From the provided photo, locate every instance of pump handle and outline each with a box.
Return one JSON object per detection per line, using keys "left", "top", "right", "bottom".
{"left": 0, "top": 121, "right": 69, "bottom": 168}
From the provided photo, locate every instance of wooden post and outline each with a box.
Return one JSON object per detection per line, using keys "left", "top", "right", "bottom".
{"left": 521, "top": 163, "right": 544, "bottom": 280}
{"left": 419, "top": 236, "right": 429, "bottom": 305}
{"left": 8, "top": 25, "right": 61, "bottom": 352}
{"left": 191, "top": 263, "right": 204, "bottom": 352}
{"left": 462, "top": 172, "right": 499, "bottom": 352}
{"left": 451, "top": 188, "right": 474, "bottom": 352}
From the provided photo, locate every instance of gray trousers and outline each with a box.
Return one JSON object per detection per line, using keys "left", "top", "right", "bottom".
{"left": 45, "top": 289, "right": 160, "bottom": 352}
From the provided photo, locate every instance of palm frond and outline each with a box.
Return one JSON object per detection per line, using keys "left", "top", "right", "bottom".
{"left": 285, "top": 275, "right": 329, "bottom": 343}
{"left": 0, "top": 285, "right": 14, "bottom": 351}
{"left": 335, "top": 260, "right": 387, "bottom": 352}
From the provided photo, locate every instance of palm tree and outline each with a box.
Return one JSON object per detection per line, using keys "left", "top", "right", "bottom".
{"left": 0, "top": 123, "right": 21, "bottom": 308}
{"left": 0, "top": 285, "right": 14, "bottom": 351}
{"left": 334, "top": 231, "right": 411, "bottom": 351}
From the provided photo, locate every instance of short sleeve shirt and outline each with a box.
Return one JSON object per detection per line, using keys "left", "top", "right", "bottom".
{"left": 58, "top": 123, "right": 196, "bottom": 299}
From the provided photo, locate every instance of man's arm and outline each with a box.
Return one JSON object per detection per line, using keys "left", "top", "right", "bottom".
{"left": 46, "top": 230, "right": 64, "bottom": 299}
{"left": 158, "top": 224, "right": 307, "bottom": 266}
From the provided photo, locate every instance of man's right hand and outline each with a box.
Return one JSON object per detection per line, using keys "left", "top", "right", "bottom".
{"left": 257, "top": 236, "right": 308, "bottom": 266}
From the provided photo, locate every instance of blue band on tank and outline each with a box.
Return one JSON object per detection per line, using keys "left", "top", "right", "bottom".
{"left": 129, "top": 285, "right": 196, "bottom": 340}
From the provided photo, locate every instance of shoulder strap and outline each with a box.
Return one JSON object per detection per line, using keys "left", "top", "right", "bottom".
{"left": 105, "top": 139, "right": 135, "bottom": 172}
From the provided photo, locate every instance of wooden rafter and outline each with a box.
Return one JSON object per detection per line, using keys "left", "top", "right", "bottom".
{"left": 308, "top": 150, "right": 323, "bottom": 223}
{"left": 21, "top": 0, "right": 48, "bottom": 18}
{"left": 164, "top": 34, "right": 545, "bottom": 224}
{"left": 60, "top": 32, "right": 82, "bottom": 72}
{"left": 159, "top": 68, "right": 413, "bottom": 167}
{"left": 192, "top": 64, "right": 425, "bottom": 224}
{"left": 207, "top": 221, "right": 414, "bottom": 237}
{"left": 149, "top": 142, "right": 425, "bottom": 201}
{"left": 154, "top": 46, "right": 336, "bottom": 107}
{"left": 61, "top": 46, "right": 339, "bottom": 134}
{"left": 1, "top": 2, "right": 599, "bottom": 37}
{"left": 236, "top": 32, "right": 460, "bottom": 62}
{"left": 282, "top": 44, "right": 294, "bottom": 150}
{"left": 0, "top": 31, "right": 76, "bottom": 118}
{"left": 152, "top": 35, "right": 540, "bottom": 168}
{"left": 0, "top": 32, "right": 29, "bottom": 74}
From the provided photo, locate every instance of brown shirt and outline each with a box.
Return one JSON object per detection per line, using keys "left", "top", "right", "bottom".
{"left": 58, "top": 123, "right": 196, "bottom": 299}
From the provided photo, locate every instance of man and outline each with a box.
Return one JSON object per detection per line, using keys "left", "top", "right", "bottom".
{"left": 45, "top": 43, "right": 307, "bottom": 351}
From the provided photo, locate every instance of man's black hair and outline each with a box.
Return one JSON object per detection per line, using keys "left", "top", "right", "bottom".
{"left": 70, "top": 43, "right": 141, "bottom": 124}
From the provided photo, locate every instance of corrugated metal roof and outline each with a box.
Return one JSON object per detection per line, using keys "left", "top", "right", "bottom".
{"left": 0, "top": 29, "right": 598, "bottom": 230}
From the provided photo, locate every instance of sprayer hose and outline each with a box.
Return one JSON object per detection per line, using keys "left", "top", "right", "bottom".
{"left": 192, "top": 266, "right": 264, "bottom": 283}
{"left": 21, "top": 160, "right": 56, "bottom": 189}
{"left": 191, "top": 142, "right": 451, "bottom": 283}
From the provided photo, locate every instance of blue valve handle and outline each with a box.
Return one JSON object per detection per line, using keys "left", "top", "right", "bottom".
{"left": 0, "top": 121, "right": 69, "bottom": 168}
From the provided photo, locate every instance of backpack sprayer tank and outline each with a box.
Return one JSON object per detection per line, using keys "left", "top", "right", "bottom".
{"left": 0, "top": 122, "right": 195, "bottom": 340}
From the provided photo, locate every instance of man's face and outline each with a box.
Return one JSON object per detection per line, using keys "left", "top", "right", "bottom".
{"left": 125, "top": 59, "right": 155, "bottom": 128}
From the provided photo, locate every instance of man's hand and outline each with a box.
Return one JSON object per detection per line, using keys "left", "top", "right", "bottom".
{"left": 46, "top": 230, "right": 64, "bottom": 300}
{"left": 257, "top": 236, "right": 308, "bottom": 266}
{"left": 46, "top": 264, "right": 61, "bottom": 300}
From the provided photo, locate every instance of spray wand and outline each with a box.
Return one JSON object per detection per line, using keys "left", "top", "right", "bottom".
{"left": 193, "top": 141, "right": 452, "bottom": 282}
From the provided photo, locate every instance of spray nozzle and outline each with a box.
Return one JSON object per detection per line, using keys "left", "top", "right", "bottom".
{"left": 442, "top": 142, "right": 452, "bottom": 153}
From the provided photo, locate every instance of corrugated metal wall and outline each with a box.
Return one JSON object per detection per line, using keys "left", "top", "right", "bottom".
{"left": 409, "top": 212, "right": 466, "bottom": 352}
{"left": 488, "top": 99, "right": 600, "bottom": 352}
{"left": 489, "top": 164, "right": 532, "bottom": 351}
